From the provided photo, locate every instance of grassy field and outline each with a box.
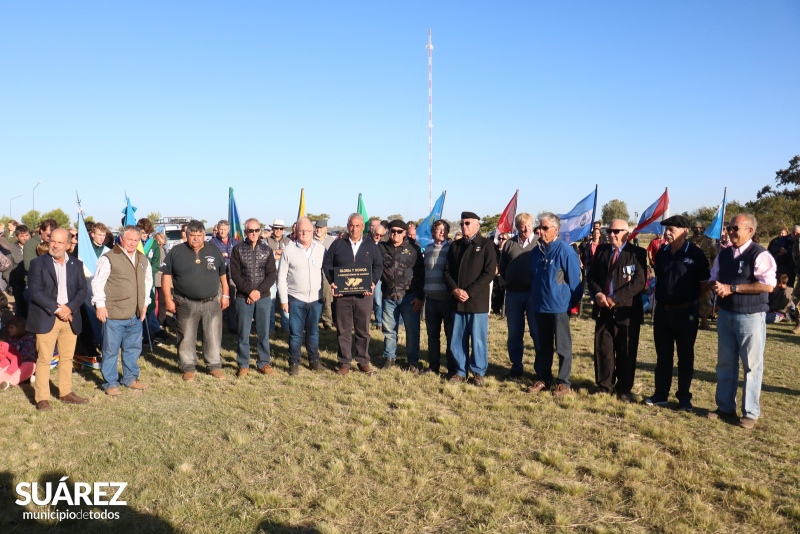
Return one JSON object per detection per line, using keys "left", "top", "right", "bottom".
{"left": 2, "top": 305, "right": 800, "bottom": 533}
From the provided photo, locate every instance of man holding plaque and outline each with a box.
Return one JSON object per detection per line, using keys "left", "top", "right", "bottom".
{"left": 443, "top": 211, "right": 497, "bottom": 386}
{"left": 378, "top": 220, "right": 424, "bottom": 372}
{"left": 322, "top": 213, "right": 383, "bottom": 375}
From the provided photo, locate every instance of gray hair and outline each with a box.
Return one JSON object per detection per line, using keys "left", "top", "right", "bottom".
{"left": 296, "top": 216, "right": 313, "bottom": 229}
{"left": 537, "top": 212, "right": 561, "bottom": 229}
{"left": 217, "top": 219, "right": 230, "bottom": 227}
{"left": 348, "top": 213, "right": 364, "bottom": 225}
{"left": 792, "top": 225, "right": 800, "bottom": 234}
{"left": 122, "top": 225, "right": 142, "bottom": 238}
{"left": 244, "top": 217, "right": 260, "bottom": 228}
{"left": 732, "top": 212, "right": 758, "bottom": 232}
{"left": 186, "top": 220, "right": 206, "bottom": 234}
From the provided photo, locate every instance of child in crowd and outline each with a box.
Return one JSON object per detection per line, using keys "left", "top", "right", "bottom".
{"left": 767, "top": 274, "right": 797, "bottom": 325}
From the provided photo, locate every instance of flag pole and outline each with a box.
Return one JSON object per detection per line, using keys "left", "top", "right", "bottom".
{"left": 591, "top": 184, "right": 598, "bottom": 224}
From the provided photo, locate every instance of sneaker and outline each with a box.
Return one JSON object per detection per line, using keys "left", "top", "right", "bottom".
{"left": 552, "top": 384, "right": 571, "bottom": 398}
{"left": 237, "top": 368, "right": 249, "bottom": 378}
{"left": 739, "top": 416, "right": 757, "bottom": 429}
{"left": 288, "top": 364, "right": 300, "bottom": 376}
{"left": 0, "top": 381, "right": 11, "bottom": 391}
{"left": 105, "top": 387, "right": 123, "bottom": 397}
{"left": 382, "top": 359, "right": 395, "bottom": 370}
{"left": 210, "top": 369, "right": 226, "bottom": 380}
{"left": 258, "top": 364, "right": 275, "bottom": 376}
{"left": 309, "top": 360, "right": 324, "bottom": 372}
{"left": 644, "top": 394, "right": 668, "bottom": 406}
{"left": 678, "top": 399, "right": 693, "bottom": 412}
{"left": 129, "top": 380, "right": 148, "bottom": 391}
{"left": 182, "top": 371, "right": 195, "bottom": 382}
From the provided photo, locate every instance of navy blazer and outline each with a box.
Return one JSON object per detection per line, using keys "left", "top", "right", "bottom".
{"left": 27, "top": 253, "right": 88, "bottom": 335}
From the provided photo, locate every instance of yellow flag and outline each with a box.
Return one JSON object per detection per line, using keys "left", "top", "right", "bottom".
{"left": 297, "top": 188, "right": 306, "bottom": 220}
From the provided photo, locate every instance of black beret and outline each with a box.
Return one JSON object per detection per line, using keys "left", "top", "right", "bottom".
{"left": 388, "top": 219, "right": 407, "bottom": 231}
{"left": 661, "top": 215, "right": 691, "bottom": 228}
{"left": 461, "top": 211, "right": 480, "bottom": 220}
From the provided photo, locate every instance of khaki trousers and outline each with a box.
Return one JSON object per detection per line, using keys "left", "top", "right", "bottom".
{"left": 35, "top": 319, "right": 77, "bottom": 402}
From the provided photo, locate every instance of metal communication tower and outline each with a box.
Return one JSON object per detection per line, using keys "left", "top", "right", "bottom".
{"left": 427, "top": 29, "right": 433, "bottom": 212}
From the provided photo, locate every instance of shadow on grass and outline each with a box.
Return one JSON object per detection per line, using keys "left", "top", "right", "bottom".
{"left": 637, "top": 361, "right": 800, "bottom": 397}
{"left": 256, "top": 521, "right": 321, "bottom": 533}
{"left": 0, "top": 470, "right": 176, "bottom": 533}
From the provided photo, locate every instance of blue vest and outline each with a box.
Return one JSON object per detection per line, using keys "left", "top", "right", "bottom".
{"left": 717, "top": 243, "right": 769, "bottom": 313}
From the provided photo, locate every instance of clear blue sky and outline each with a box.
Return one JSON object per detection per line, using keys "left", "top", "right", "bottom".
{"left": 2, "top": 1, "right": 798, "bottom": 228}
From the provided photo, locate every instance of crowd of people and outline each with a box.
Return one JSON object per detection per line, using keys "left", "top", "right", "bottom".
{"left": 0, "top": 209, "right": 783, "bottom": 429}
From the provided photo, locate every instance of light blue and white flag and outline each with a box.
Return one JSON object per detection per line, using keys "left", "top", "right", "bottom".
{"left": 415, "top": 191, "right": 446, "bottom": 251}
{"left": 558, "top": 187, "right": 597, "bottom": 244}
{"left": 704, "top": 189, "right": 727, "bottom": 240}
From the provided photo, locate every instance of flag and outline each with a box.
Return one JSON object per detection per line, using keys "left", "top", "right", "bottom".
{"left": 357, "top": 193, "right": 369, "bottom": 234}
{"left": 228, "top": 187, "right": 244, "bottom": 242}
{"left": 297, "top": 188, "right": 306, "bottom": 221}
{"left": 76, "top": 208, "right": 97, "bottom": 277}
{"left": 629, "top": 189, "right": 670, "bottom": 241}
{"left": 558, "top": 187, "right": 597, "bottom": 244}
{"left": 497, "top": 190, "right": 518, "bottom": 235}
{"left": 122, "top": 196, "right": 137, "bottom": 227}
{"left": 416, "top": 191, "right": 446, "bottom": 251}
{"left": 704, "top": 189, "right": 727, "bottom": 240}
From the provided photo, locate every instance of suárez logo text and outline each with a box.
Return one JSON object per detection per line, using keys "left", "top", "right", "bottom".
{"left": 15, "top": 477, "right": 127, "bottom": 506}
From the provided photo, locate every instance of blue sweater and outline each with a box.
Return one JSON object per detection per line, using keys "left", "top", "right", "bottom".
{"left": 530, "top": 239, "right": 582, "bottom": 313}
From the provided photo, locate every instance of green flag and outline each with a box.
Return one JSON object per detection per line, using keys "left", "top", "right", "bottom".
{"left": 357, "top": 193, "right": 369, "bottom": 234}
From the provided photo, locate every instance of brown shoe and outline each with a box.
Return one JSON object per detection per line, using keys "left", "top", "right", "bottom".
{"left": 257, "top": 364, "right": 275, "bottom": 376}
{"left": 472, "top": 375, "right": 485, "bottom": 387}
{"left": 128, "top": 380, "right": 148, "bottom": 390}
{"left": 210, "top": 369, "right": 226, "bottom": 380}
{"left": 36, "top": 400, "right": 53, "bottom": 412}
{"left": 699, "top": 319, "right": 711, "bottom": 331}
{"left": 552, "top": 384, "right": 571, "bottom": 398}
{"left": 793, "top": 323, "right": 800, "bottom": 335}
{"left": 237, "top": 368, "right": 249, "bottom": 378}
{"left": 739, "top": 416, "right": 757, "bottom": 429}
{"left": 182, "top": 371, "right": 195, "bottom": 382}
{"left": 448, "top": 375, "right": 466, "bottom": 384}
{"left": 358, "top": 364, "right": 375, "bottom": 376}
{"left": 59, "top": 392, "right": 89, "bottom": 405}
{"left": 309, "top": 360, "right": 324, "bottom": 372}
{"left": 105, "top": 387, "right": 123, "bottom": 397}
{"left": 336, "top": 365, "right": 350, "bottom": 376}
{"left": 707, "top": 409, "right": 735, "bottom": 421}
{"left": 527, "top": 380, "right": 548, "bottom": 393}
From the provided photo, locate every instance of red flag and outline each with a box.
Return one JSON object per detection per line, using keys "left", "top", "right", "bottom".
{"left": 497, "top": 190, "right": 518, "bottom": 234}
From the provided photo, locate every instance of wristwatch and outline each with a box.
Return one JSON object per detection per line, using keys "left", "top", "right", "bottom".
{"left": 731, "top": 285, "right": 738, "bottom": 294}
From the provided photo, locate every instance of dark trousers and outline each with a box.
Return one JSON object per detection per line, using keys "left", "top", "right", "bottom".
{"left": 223, "top": 279, "right": 238, "bottom": 333}
{"left": 594, "top": 312, "right": 640, "bottom": 394}
{"left": 333, "top": 294, "right": 373, "bottom": 367}
{"left": 424, "top": 297, "right": 455, "bottom": 374}
{"left": 533, "top": 312, "right": 573, "bottom": 386}
{"left": 12, "top": 283, "right": 27, "bottom": 318}
{"left": 653, "top": 304, "right": 698, "bottom": 401}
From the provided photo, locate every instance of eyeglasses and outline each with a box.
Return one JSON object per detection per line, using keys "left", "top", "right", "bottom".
{"left": 726, "top": 225, "right": 750, "bottom": 233}
{"left": 539, "top": 226, "right": 555, "bottom": 231}
{"left": 390, "top": 229, "right": 405, "bottom": 234}
{"left": 606, "top": 228, "right": 626, "bottom": 235}
{"left": 460, "top": 221, "right": 472, "bottom": 226}
{"left": 246, "top": 228, "right": 261, "bottom": 234}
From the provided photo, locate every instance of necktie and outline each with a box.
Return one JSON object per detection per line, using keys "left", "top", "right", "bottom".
{"left": 605, "top": 248, "right": 619, "bottom": 294}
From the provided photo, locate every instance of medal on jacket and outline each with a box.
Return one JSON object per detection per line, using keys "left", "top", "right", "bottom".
{"left": 195, "top": 252, "right": 201, "bottom": 264}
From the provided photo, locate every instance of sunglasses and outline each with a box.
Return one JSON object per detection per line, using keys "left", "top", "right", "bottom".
{"left": 539, "top": 226, "right": 555, "bottom": 231}
{"left": 390, "top": 229, "right": 405, "bottom": 234}
{"left": 726, "top": 225, "right": 750, "bottom": 233}
{"left": 606, "top": 228, "right": 626, "bottom": 235}
{"left": 246, "top": 228, "right": 261, "bottom": 234}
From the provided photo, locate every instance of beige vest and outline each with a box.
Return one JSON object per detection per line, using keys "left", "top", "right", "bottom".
{"left": 103, "top": 246, "right": 147, "bottom": 320}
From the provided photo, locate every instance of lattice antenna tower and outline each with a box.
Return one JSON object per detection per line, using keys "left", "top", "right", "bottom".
{"left": 427, "top": 29, "right": 434, "bottom": 212}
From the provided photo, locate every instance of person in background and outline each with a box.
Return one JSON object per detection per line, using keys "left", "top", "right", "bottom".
{"left": 313, "top": 219, "right": 337, "bottom": 330}
{"left": 423, "top": 220, "right": 455, "bottom": 375}
{"left": 210, "top": 220, "right": 239, "bottom": 333}
{"left": 370, "top": 222, "right": 387, "bottom": 330}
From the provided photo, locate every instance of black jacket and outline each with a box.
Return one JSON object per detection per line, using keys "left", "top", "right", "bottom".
{"left": 322, "top": 237, "right": 384, "bottom": 287}
{"left": 587, "top": 243, "right": 647, "bottom": 325}
{"left": 230, "top": 240, "right": 277, "bottom": 297}
{"left": 379, "top": 238, "right": 424, "bottom": 301}
{"left": 443, "top": 234, "right": 497, "bottom": 313}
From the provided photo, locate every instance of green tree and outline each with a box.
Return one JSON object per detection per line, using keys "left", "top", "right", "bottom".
{"left": 601, "top": 200, "right": 629, "bottom": 223}
{"left": 757, "top": 155, "right": 800, "bottom": 200}
{"left": 20, "top": 210, "right": 41, "bottom": 228}
{"left": 386, "top": 214, "right": 403, "bottom": 222}
{"left": 73, "top": 215, "right": 95, "bottom": 228}
{"left": 480, "top": 213, "right": 501, "bottom": 235}
{"left": 147, "top": 211, "right": 162, "bottom": 226}
{"left": 306, "top": 213, "right": 331, "bottom": 223}
{"left": 41, "top": 208, "right": 71, "bottom": 229}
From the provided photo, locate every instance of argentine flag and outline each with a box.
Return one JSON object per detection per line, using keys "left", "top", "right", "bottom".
{"left": 558, "top": 188, "right": 597, "bottom": 244}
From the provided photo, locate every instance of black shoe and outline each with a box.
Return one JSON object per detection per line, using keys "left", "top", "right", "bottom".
{"left": 382, "top": 359, "right": 395, "bottom": 370}
{"left": 617, "top": 392, "right": 635, "bottom": 403}
{"left": 309, "top": 360, "right": 324, "bottom": 372}
{"left": 644, "top": 394, "right": 669, "bottom": 406}
{"left": 288, "top": 364, "right": 300, "bottom": 376}
{"left": 503, "top": 369, "right": 524, "bottom": 380}
{"left": 153, "top": 330, "right": 172, "bottom": 342}
{"left": 678, "top": 399, "right": 693, "bottom": 412}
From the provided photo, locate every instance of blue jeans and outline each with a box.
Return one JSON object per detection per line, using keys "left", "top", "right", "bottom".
{"left": 175, "top": 295, "right": 223, "bottom": 372}
{"left": 715, "top": 309, "right": 766, "bottom": 418}
{"left": 450, "top": 312, "right": 489, "bottom": 377}
{"left": 288, "top": 296, "right": 322, "bottom": 365}
{"left": 373, "top": 281, "right": 383, "bottom": 327}
{"left": 505, "top": 290, "right": 540, "bottom": 373}
{"left": 382, "top": 293, "right": 421, "bottom": 365}
{"left": 269, "top": 283, "right": 290, "bottom": 334}
{"left": 236, "top": 296, "right": 272, "bottom": 369}
{"left": 534, "top": 312, "right": 573, "bottom": 386}
{"left": 424, "top": 297, "right": 455, "bottom": 373}
{"left": 101, "top": 314, "right": 143, "bottom": 389}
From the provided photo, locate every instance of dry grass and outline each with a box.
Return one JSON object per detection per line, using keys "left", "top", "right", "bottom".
{"left": 1, "top": 306, "right": 799, "bottom": 533}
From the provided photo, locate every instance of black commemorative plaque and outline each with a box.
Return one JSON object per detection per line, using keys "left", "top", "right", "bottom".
{"left": 333, "top": 266, "right": 372, "bottom": 295}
